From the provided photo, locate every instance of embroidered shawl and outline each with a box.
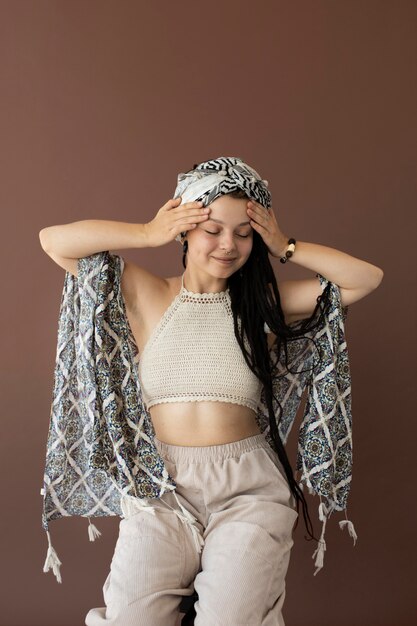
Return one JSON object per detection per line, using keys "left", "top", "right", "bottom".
{"left": 41, "top": 250, "right": 356, "bottom": 582}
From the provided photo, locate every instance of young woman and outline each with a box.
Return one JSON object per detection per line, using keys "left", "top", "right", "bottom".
{"left": 40, "top": 156, "right": 383, "bottom": 625}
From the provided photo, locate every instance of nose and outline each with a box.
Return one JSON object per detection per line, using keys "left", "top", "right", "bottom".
{"left": 219, "top": 233, "right": 236, "bottom": 252}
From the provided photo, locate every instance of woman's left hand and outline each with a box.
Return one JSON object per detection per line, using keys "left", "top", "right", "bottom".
{"left": 246, "top": 200, "right": 288, "bottom": 258}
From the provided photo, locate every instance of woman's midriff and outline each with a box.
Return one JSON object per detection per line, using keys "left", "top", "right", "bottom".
{"left": 149, "top": 401, "right": 262, "bottom": 446}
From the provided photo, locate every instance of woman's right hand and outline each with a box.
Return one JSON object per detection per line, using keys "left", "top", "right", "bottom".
{"left": 144, "top": 197, "right": 210, "bottom": 247}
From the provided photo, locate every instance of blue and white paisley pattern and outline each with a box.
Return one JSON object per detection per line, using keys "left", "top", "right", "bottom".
{"left": 41, "top": 251, "right": 177, "bottom": 532}
{"left": 40, "top": 251, "right": 352, "bottom": 559}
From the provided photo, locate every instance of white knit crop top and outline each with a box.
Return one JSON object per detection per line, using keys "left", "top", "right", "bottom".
{"left": 137, "top": 273, "right": 263, "bottom": 412}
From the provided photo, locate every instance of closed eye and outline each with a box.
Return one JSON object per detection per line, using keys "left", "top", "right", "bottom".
{"left": 204, "top": 230, "right": 251, "bottom": 238}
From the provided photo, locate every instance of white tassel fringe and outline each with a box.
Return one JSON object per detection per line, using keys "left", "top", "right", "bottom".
{"left": 339, "top": 519, "right": 358, "bottom": 545}
{"left": 312, "top": 501, "right": 330, "bottom": 576}
{"left": 87, "top": 517, "right": 102, "bottom": 541}
{"left": 43, "top": 530, "right": 62, "bottom": 584}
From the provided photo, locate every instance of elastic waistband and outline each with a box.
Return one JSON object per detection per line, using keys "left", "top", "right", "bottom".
{"left": 154, "top": 432, "right": 271, "bottom": 464}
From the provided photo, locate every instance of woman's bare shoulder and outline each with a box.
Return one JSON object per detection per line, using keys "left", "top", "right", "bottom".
{"left": 121, "top": 259, "right": 180, "bottom": 316}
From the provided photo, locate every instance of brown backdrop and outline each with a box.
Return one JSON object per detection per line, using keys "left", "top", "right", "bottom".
{"left": 1, "top": 1, "right": 415, "bottom": 625}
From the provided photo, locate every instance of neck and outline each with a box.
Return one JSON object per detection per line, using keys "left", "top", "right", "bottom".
{"left": 181, "top": 270, "right": 229, "bottom": 295}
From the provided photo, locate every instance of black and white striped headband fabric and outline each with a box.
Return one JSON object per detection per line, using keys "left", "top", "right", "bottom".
{"left": 173, "top": 156, "right": 271, "bottom": 243}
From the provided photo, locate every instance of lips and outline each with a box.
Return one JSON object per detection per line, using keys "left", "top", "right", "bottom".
{"left": 213, "top": 256, "right": 236, "bottom": 261}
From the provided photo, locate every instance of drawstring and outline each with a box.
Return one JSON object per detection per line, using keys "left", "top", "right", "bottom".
{"left": 120, "top": 492, "right": 205, "bottom": 554}
{"left": 172, "top": 491, "right": 205, "bottom": 554}
{"left": 120, "top": 493, "right": 157, "bottom": 517}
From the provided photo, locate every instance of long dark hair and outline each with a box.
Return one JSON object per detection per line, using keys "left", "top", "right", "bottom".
{"left": 181, "top": 167, "right": 332, "bottom": 543}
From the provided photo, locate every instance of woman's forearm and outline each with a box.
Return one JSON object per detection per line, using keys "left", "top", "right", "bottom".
{"left": 276, "top": 237, "right": 383, "bottom": 289}
{"left": 39, "top": 220, "right": 149, "bottom": 258}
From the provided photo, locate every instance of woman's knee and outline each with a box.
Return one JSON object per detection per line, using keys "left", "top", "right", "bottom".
{"left": 193, "top": 520, "right": 292, "bottom": 624}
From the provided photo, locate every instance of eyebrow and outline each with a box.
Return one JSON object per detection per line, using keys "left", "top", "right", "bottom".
{"left": 207, "top": 218, "right": 251, "bottom": 226}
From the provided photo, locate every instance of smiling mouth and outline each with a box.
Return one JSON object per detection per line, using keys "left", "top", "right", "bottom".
{"left": 213, "top": 257, "right": 236, "bottom": 261}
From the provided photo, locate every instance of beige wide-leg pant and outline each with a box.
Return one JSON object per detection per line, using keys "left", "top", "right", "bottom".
{"left": 85, "top": 432, "right": 298, "bottom": 626}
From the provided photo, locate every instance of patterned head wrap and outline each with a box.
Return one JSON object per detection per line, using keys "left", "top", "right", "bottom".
{"left": 173, "top": 156, "right": 271, "bottom": 243}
